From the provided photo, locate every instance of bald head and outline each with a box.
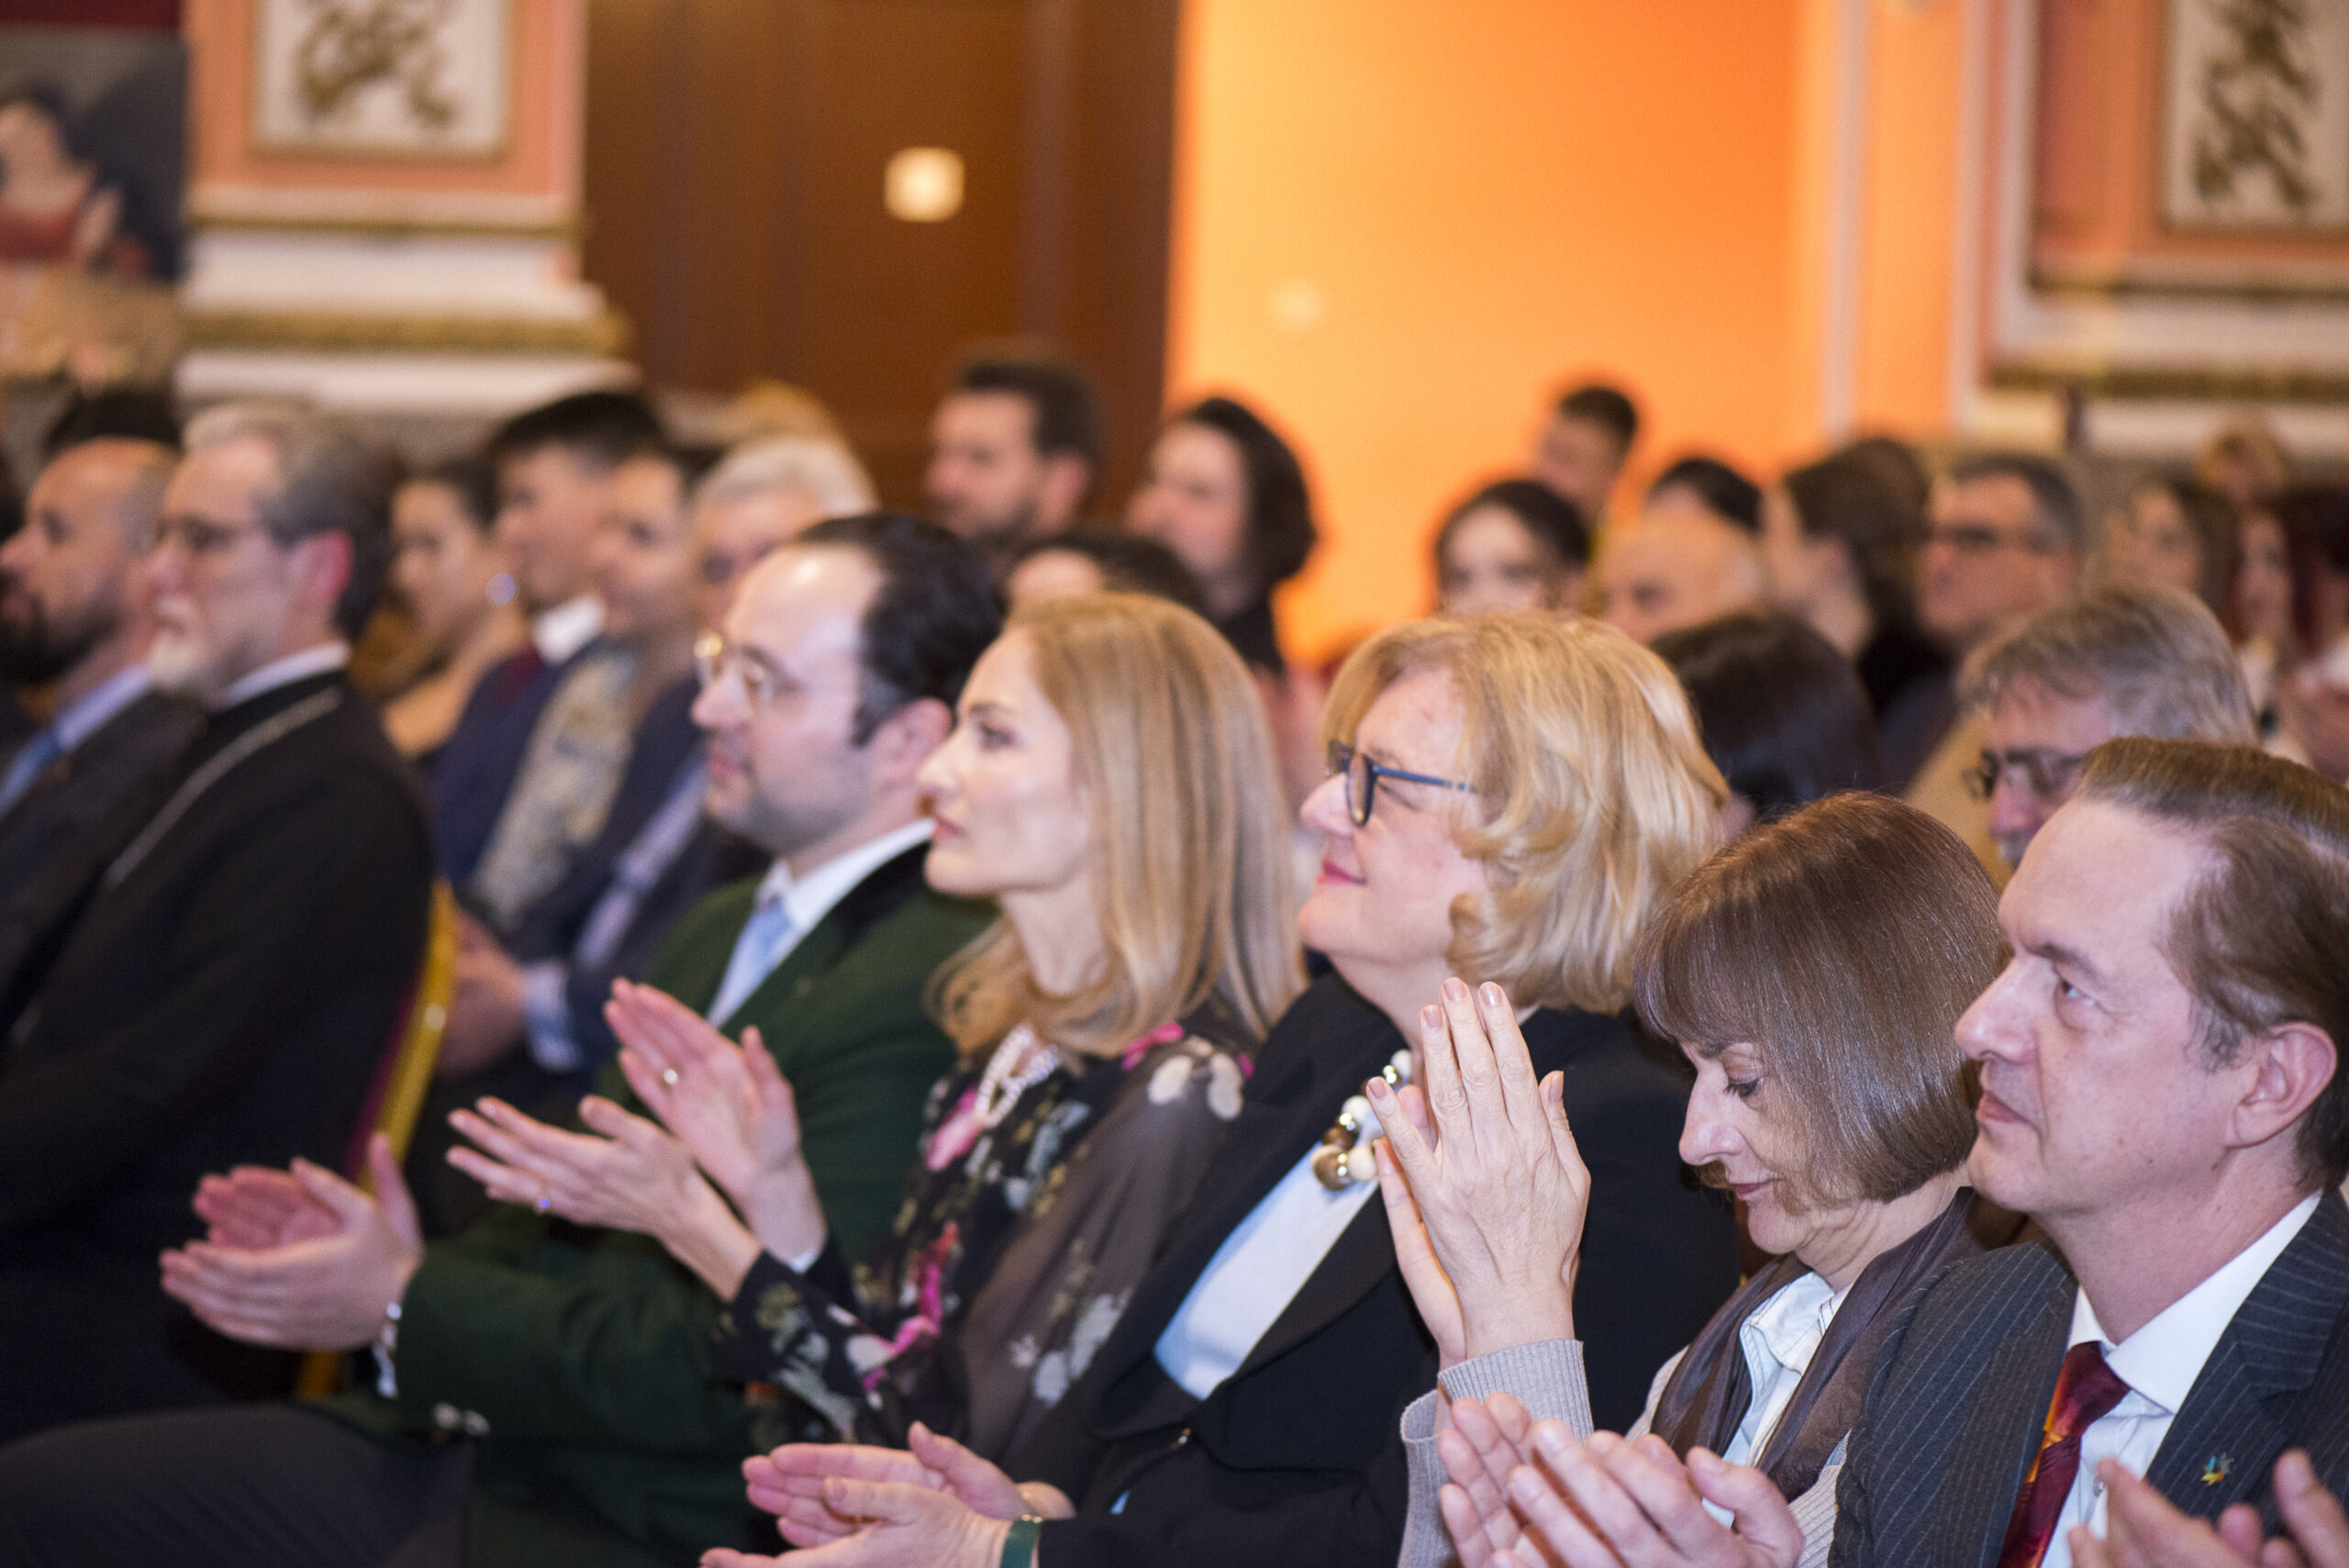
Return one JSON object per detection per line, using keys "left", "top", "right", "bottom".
{"left": 0, "top": 439, "right": 175, "bottom": 699}
{"left": 1598, "top": 503, "right": 1766, "bottom": 645}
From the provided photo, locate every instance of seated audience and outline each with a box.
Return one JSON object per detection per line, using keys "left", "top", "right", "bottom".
{"left": 1905, "top": 453, "right": 2084, "bottom": 873}
{"left": 2101, "top": 477, "right": 2235, "bottom": 617}
{"left": 0, "top": 406, "right": 431, "bottom": 1440}
{"left": 1653, "top": 611, "right": 1883, "bottom": 838}
{"left": 410, "top": 441, "right": 729, "bottom": 1232}
{"left": 378, "top": 455, "right": 525, "bottom": 768}
{"left": 925, "top": 350, "right": 1102, "bottom": 570}
{"left": 0, "top": 515, "right": 1002, "bottom": 1564}
{"left": 448, "top": 591, "right": 1301, "bottom": 1464}
{"left": 1437, "top": 739, "right": 2349, "bottom": 1568}
{"left": 1761, "top": 450, "right": 1945, "bottom": 774}
{"left": 2232, "top": 498, "right": 2297, "bottom": 735}
{"left": 1126, "top": 395, "right": 1318, "bottom": 674}
{"left": 1833, "top": 433, "right": 1932, "bottom": 520}
{"left": 0, "top": 438, "right": 200, "bottom": 990}
{"left": 1965, "top": 586, "right": 2254, "bottom": 874}
{"left": 1387, "top": 792, "right": 2003, "bottom": 1568}
{"left": 1432, "top": 478, "right": 1590, "bottom": 617}
{"left": 1598, "top": 472, "right": 1767, "bottom": 646}
{"left": 1531, "top": 382, "right": 1639, "bottom": 528}
{"left": 1003, "top": 527, "right": 1206, "bottom": 611}
{"left": 432, "top": 388, "right": 665, "bottom": 891}
{"left": 740, "top": 613, "right": 1741, "bottom": 1568}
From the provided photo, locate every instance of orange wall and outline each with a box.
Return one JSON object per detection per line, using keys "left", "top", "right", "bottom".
{"left": 1168, "top": 0, "right": 1965, "bottom": 658}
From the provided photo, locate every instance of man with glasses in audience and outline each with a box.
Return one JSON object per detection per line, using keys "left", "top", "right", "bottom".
{"left": 0, "top": 514, "right": 999, "bottom": 1567}
{"left": 0, "top": 406, "right": 431, "bottom": 1442}
{"left": 1965, "top": 587, "right": 2255, "bottom": 872}
{"left": 1906, "top": 453, "right": 2085, "bottom": 876}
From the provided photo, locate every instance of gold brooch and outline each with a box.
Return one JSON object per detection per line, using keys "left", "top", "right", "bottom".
{"left": 1310, "top": 1050, "right": 1415, "bottom": 1189}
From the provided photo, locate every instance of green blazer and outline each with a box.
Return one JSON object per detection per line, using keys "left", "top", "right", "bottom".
{"left": 317, "top": 844, "right": 992, "bottom": 1565}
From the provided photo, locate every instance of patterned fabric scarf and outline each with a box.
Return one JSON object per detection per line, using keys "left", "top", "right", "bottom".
{"left": 1648, "top": 1187, "right": 1986, "bottom": 1498}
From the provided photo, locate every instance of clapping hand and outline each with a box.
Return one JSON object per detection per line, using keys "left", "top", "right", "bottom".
{"left": 2070, "top": 1452, "right": 2349, "bottom": 1568}
{"left": 1370, "top": 976, "right": 1589, "bottom": 1369}
{"left": 606, "top": 979, "right": 827, "bottom": 1263}
{"left": 1489, "top": 1418, "right": 1804, "bottom": 1568}
{"left": 446, "top": 1093, "right": 762, "bottom": 1298}
{"left": 193, "top": 1163, "right": 341, "bottom": 1250}
{"left": 160, "top": 1133, "right": 422, "bottom": 1352}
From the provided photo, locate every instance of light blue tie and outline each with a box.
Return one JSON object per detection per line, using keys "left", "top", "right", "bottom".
{"left": 0, "top": 728, "right": 62, "bottom": 821}
{"left": 707, "top": 895, "right": 796, "bottom": 1025}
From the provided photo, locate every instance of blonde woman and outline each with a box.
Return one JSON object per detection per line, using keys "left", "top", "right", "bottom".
{"left": 734, "top": 613, "right": 1742, "bottom": 1568}
{"left": 455, "top": 593, "right": 1301, "bottom": 1462}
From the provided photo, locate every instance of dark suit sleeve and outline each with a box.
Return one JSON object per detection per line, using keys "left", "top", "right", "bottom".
{"left": 1035, "top": 1388, "right": 1421, "bottom": 1568}
{"left": 0, "top": 778, "right": 427, "bottom": 1232}
{"left": 392, "top": 1223, "right": 747, "bottom": 1455}
{"left": 783, "top": 999, "right": 959, "bottom": 1262}
{"left": 1826, "top": 1270, "right": 1942, "bottom": 1568}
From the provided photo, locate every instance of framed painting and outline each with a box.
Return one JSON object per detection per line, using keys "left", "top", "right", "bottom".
{"left": 2159, "top": 0, "right": 2349, "bottom": 233}
{"left": 250, "top": 0, "right": 511, "bottom": 159}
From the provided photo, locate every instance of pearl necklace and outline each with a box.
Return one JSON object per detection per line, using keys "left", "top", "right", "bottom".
{"left": 1310, "top": 1047, "right": 1416, "bottom": 1189}
{"left": 971, "top": 1024, "right": 1060, "bottom": 1130}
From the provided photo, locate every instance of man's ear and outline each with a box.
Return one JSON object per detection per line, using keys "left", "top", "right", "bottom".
{"left": 868, "top": 695, "right": 953, "bottom": 789}
{"left": 2232, "top": 1020, "right": 2338, "bottom": 1156}
{"left": 1037, "top": 454, "right": 1094, "bottom": 531}
{"left": 290, "top": 529, "right": 354, "bottom": 628}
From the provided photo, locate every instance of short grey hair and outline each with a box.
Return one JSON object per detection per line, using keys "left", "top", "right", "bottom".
{"left": 182, "top": 401, "right": 400, "bottom": 636}
{"left": 1965, "top": 586, "right": 2256, "bottom": 744}
{"left": 696, "top": 435, "right": 874, "bottom": 520}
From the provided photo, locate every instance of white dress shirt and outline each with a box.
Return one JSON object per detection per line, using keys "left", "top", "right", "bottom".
{"left": 531, "top": 595, "right": 604, "bottom": 665}
{"left": 1727, "top": 1269, "right": 1847, "bottom": 1466}
{"left": 704, "top": 817, "right": 934, "bottom": 1025}
{"left": 1153, "top": 1142, "right": 1380, "bottom": 1400}
{"left": 2043, "top": 1192, "right": 2321, "bottom": 1568}
{"left": 213, "top": 642, "right": 351, "bottom": 710}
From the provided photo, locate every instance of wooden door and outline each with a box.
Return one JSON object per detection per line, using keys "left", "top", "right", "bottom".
{"left": 583, "top": 0, "right": 1178, "bottom": 507}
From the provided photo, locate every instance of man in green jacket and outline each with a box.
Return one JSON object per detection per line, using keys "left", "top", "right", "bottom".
{"left": 0, "top": 515, "right": 1004, "bottom": 1566}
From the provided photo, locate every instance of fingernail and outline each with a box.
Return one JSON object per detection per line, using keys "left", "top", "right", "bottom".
{"left": 1534, "top": 1423, "right": 1571, "bottom": 1455}
{"left": 1420, "top": 1004, "right": 1443, "bottom": 1030}
{"left": 1366, "top": 1076, "right": 1391, "bottom": 1102}
{"left": 1480, "top": 982, "right": 1505, "bottom": 1008}
{"left": 1442, "top": 976, "right": 1468, "bottom": 1002}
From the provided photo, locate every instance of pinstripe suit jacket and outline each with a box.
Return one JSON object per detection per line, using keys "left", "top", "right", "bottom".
{"left": 1830, "top": 1188, "right": 2349, "bottom": 1567}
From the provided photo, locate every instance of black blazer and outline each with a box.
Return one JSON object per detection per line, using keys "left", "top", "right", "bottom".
{"left": 1831, "top": 1188, "right": 2349, "bottom": 1567}
{"left": 430, "top": 640, "right": 567, "bottom": 886}
{"left": 0, "top": 672, "right": 433, "bottom": 1433}
{"left": 0, "top": 686, "right": 203, "bottom": 1000}
{"left": 1014, "top": 973, "right": 1739, "bottom": 1568}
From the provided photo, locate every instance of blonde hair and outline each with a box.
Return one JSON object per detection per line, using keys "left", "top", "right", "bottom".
{"left": 930, "top": 594, "right": 1304, "bottom": 1058}
{"left": 1323, "top": 613, "right": 1727, "bottom": 1015}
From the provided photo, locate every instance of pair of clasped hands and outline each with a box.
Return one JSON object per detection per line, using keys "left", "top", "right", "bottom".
{"left": 1379, "top": 982, "right": 2349, "bottom": 1568}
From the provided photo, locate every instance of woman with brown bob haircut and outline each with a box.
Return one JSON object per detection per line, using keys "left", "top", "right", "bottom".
{"left": 1381, "top": 792, "right": 2004, "bottom": 1568}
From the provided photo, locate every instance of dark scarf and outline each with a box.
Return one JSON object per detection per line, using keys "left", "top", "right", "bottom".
{"left": 1647, "top": 1186, "right": 1984, "bottom": 1497}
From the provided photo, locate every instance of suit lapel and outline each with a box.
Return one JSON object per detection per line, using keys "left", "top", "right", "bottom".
{"left": 1081, "top": 977, "right": 1398, "bottom": 1426}
{"left": 1228, "top": 1179, "right": 1399, "bottom": 1382}
{"left": 1940, "top": 1273, "right": 2074, "bottom": 1568}
{"left": 2144, "top": 1191, "right": 2349, "bottom": 1517}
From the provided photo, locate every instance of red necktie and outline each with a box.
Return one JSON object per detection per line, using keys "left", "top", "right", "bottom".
{"left": 1995, "top": 1341, "right": 2133, "bottom": 1568}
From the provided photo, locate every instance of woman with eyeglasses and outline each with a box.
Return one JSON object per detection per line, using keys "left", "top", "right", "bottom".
{"left": 451, "top": 592, "right": 1301, "bottom": 1465}
{"left": 729, "top": 612, "right": 1740, "bottom": 1568}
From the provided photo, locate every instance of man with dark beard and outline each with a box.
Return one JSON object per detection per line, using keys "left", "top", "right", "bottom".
{"left": 0, "top": 439, "right": 200, "bottom": 991}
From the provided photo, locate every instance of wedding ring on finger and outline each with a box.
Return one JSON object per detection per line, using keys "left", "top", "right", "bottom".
{"left": 535, "top": 1190, "right": 552, "bottom": 1212}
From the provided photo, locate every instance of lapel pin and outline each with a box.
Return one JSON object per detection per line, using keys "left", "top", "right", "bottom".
{"left": 2202, "top": 1454, "right": 2232, "bottom": 1486}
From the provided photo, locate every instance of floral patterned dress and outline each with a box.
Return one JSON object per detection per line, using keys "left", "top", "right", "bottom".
{"left": 712, "top": 1014, "right": 1251, "bottom": 1461}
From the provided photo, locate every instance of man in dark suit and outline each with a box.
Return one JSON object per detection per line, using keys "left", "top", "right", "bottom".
{"left": 0, "top": 438, "right": 202, "bottom": 994}
{"left": 430, "top": 389, "right": 662, "bottom": 890}
{"left": 0, "top": 515, "right": 1004, "bottom": 1568}
{"left": 0, "top": 407, "right": 431, "bottom": 1442}
{"left": 1447, "top": 740, "right": 2349, "bottom": 1568}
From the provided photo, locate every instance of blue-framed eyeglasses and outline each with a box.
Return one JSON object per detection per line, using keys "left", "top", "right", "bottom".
{"left": 1326, "top": 739, "right": 1478, "bottom": 826}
